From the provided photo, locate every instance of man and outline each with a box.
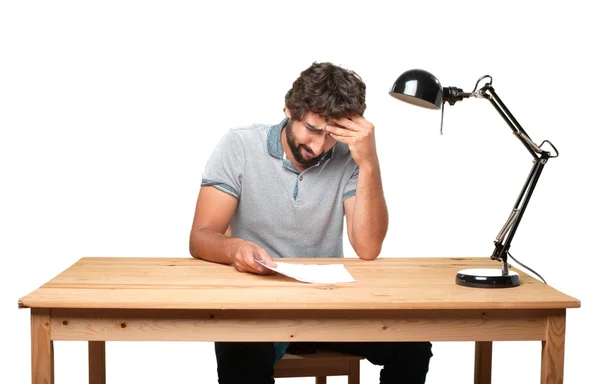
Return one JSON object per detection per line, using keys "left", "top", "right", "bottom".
{"left": 189, "top": 62, "right": 432, "bottom": 384}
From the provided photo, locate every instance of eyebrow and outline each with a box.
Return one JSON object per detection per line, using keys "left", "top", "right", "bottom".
{"left": 305, "top": 123, "right": 325, "bottom": 132}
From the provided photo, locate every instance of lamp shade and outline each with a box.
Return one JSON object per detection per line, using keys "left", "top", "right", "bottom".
{"left": 389, "top": 69, "right": 443, "bottom": 109}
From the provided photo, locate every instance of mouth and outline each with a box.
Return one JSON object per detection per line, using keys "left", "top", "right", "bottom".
{"left": 301, "top": 146, "right": 316, "bottom": 159}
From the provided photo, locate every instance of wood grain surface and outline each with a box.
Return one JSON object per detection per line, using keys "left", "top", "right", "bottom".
{"left": 19, "top": 257, "right": 580, "bottom": 310}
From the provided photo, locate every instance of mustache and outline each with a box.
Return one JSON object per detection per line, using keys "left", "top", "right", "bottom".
{"left": 302, "top": 145, "right": 315, "bottom": 155}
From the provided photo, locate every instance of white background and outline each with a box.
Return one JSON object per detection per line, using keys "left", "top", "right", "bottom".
{"left": 1, "top": 1, "right": 597, "bottom": 383}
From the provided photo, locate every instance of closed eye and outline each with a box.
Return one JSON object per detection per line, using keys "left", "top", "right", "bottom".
{"left": 304, "top": 123, "right": 325, "bottom": 135}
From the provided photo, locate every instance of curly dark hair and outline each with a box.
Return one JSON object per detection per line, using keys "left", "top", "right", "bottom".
{"left": 284, "top": 62, "right": 366, "bottom": 121}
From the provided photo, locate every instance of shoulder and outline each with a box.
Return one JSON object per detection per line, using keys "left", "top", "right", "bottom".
{"left": 215, "top": 123, "right": 270, "bottom": 150}
{"left": 224, "top": 123, "right": 270, "bottom": 146}
{"left": 230, "top": 123, "right": 270, "bottom": 139}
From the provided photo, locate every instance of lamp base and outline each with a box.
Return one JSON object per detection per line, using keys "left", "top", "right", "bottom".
{"left": 456, "top": 268, "right": 520, "bottom": 288}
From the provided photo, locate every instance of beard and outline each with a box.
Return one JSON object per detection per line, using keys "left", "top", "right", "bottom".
{"left": 285, "top": 121, "right": 324, "bottom": 168}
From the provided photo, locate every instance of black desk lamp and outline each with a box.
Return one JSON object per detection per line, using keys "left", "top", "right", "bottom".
{"left": 389, "top": 69, "right": 558, "bottom": 288}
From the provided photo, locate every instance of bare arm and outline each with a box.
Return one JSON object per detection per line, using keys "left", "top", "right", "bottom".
{"left": 343, "top": 160, "right": 388, "bottom": 260}
{"left": 327, "top": 115, "right": 388, "bottom": 260}
{"left": 189, "top": 186, "right": 275, "bottom": 274}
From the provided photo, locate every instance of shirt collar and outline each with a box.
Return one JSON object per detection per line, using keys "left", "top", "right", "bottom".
{"left": 267, "top": 118, "right": 287, "bottom": 159}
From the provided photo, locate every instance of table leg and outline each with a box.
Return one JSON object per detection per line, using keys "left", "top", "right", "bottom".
{"left": 474, "top": 341, "right": 492, "bottom": 384}
{"left": 541, "top": 309, "right": 565, "bottom": 384}
{"left": 31, "top": 308, "right": 54, "bottom": 384}
{"left": 89, "top": 341, "right": 106, "bottom": 384}
{"left": 348, "top": 359, "right": 360, "bottom": 384}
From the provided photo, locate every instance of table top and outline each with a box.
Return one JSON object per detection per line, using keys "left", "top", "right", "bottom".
{"left": 18, "top": 257, "right": 580, "bottom": 311}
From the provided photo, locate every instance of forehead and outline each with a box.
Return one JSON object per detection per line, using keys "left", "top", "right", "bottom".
{"left": 302, "top": 112, "right": 343, "bottom": 128}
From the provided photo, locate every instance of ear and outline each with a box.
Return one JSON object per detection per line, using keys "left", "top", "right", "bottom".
{"left": 284, "top": 107, "right": 291, "bottom": 119}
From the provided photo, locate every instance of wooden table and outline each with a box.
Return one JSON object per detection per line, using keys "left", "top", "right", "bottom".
{"left": 18, "top": 256, "right": 580, "bottom": 384}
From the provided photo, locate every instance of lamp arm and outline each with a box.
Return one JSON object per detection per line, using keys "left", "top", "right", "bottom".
{"left": 491, "top": 155, "right": 549, "bottom": 274}
{"left": 477, "top": 85, "right": 555, "bottom": 275}
{"left": 482, "top": 85, "right": 541, "bottom": 159}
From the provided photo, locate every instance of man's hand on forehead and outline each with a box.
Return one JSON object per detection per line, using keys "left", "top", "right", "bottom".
{"left": 325, "top": 114, "right": 377, "bottom": 166}
{"left": 326, "top": 115, "right": 368, "bottom": 136}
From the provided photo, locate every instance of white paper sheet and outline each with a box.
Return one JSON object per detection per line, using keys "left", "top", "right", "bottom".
{"left": 255, "top": 258, "right": 355, "bottom": 284}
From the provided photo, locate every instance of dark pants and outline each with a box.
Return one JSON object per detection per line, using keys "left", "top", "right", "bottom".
{"left": 215, "top": 341, "right": 432, "bottom": 384}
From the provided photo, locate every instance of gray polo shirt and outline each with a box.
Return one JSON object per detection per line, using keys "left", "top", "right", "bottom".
{"left": 201, "top": 118, "right": 358, "bottom": 259}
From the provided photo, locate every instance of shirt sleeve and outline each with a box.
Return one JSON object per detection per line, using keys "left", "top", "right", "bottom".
{"left": 342, "top": 165, "right": 359, "bottom": 201}
{"left": 201, "top": 129, "right": 244, "bottom": 199}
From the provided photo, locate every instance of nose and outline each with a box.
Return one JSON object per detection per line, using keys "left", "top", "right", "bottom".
{"left": 309, "top": 133, "right": 328, "bottom": 156}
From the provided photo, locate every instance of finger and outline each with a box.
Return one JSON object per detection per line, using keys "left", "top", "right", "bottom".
{"left": 256, "top": 251, "right": 277, "bottom": 268}
{"left": 236, "top": 247, "right": 262, "bottom": 274}
{"left": 331, "top": 117, "right": 361, "bottom": 132}
{"left": 244, "top": 251, "right": 272, "bottom": 275}
{"left": 233, "top": 258, "right": 251, "bottom": 273}
{"left": 234, "top": 253, "right": 253, "bottom": 273}
{"left": 327, "top": 131, "right": 352, "bottom": 144}
{"left": 253, "top": 250, "right": 277, "bottom": 274}
{"left": 326, "top": 125, "right": 356, "bottom": 138}
{"left": 245, "top": 254, "right": 266, "bottom": 274}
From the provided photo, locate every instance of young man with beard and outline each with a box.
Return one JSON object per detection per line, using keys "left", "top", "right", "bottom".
{"left": 189, "top": 62, "right": 433, "bottom": 384}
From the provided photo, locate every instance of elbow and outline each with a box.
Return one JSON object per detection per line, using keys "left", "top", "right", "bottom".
{"left": 355, "top": 244, "right": 382, "bottom": 261}
{"left": 189, "top": 239, "right": 201, "bottom": 260}
{"left": 350, "top": 231, "right": 385, "bottom": 261}
{"left": 189, "top": 228, "right": 208, "bottom": 260}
